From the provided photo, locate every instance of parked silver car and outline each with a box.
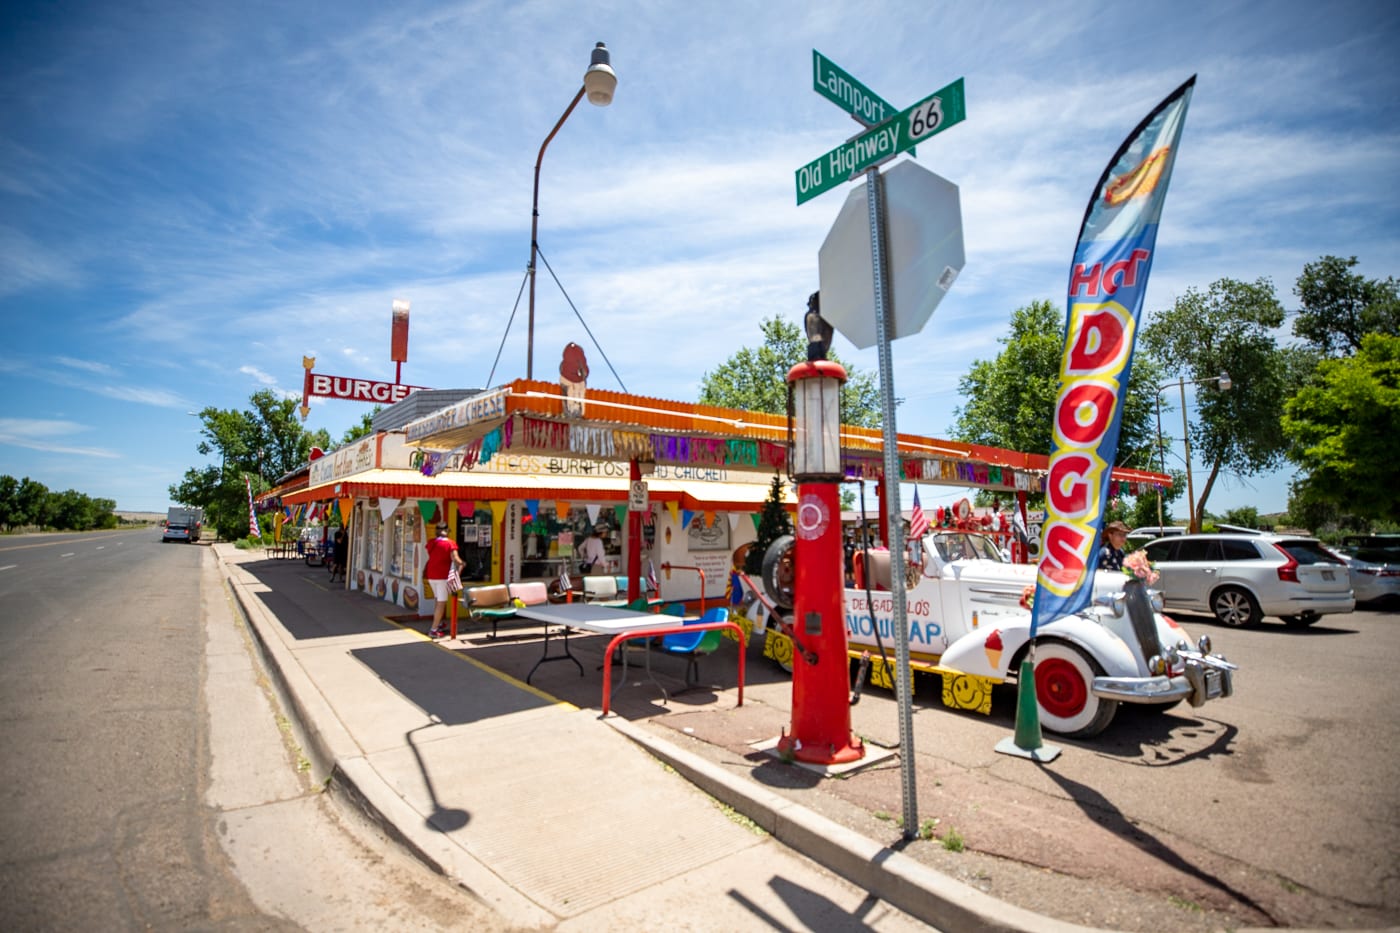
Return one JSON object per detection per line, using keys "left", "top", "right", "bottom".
{"left": 1334, "top": 535, "right": 1400, "bottom": 607}
{"left": 1140, "top": 533, "right": 1354, "bottom": 628}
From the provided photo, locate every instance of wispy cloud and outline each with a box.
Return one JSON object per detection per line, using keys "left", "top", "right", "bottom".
{"left": 55, "top": 355, "right": 116, "bottom": 375}
{"left": 239, "top": 364, "right": 279, "bottom": 386}
{"left": 0, "top": 418, "right": 120, "bottom": 458}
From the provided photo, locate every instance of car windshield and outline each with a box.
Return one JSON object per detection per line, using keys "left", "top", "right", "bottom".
{"left": 1277, "top": 540, "right": 1345, "bottom": 565}
{"left": 931, "top": 532, "right": 1004, "bottom": 563}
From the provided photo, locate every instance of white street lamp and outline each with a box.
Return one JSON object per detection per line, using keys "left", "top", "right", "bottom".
{"left": 527, "top": 42, "right": 616, "bottom": 380}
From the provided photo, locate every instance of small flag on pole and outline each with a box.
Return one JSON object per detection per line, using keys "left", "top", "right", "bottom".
{"left": 246, "top": 475, "right": 261, "bottom": 538}
{"left": 909, "top": 488, "right": 929, "bottom": 541}
{"left": 646, "top": 559, "right": 659, "bottom": 594}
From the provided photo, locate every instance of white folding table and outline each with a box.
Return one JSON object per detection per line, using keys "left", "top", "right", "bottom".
{"left": 515, "top": 602, "right": 673, "bottom": 695}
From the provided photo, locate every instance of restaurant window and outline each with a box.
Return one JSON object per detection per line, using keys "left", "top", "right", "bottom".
{"left": 521, "top": 505, "right": 619, "bottom": 579}
{"left": 387, "top": 513, "right": 404, "bottom": 577}
{"left": 458, "top": 506, "right": 493, "bottom": 582}
{"left": 364, "top": 501, "right": 382, "bottom": 572}
{"left": 400, "top": 508, "right": 420, "bottom": 579}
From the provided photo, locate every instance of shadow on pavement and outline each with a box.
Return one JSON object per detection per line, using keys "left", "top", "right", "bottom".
{"left": 349, "top": 642, "right": 554, "bottom": 725}
{"left": 1042, "top": 766, "right": 1275, "bottom": 925}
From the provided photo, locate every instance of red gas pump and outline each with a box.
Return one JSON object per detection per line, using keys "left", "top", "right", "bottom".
{"left": 775, "top": 357, "right": 865, "bottom": 765}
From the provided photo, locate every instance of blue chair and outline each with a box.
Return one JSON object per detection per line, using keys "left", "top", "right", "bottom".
{"left": 660, "top": 607, "right": 728, "bottom": 688}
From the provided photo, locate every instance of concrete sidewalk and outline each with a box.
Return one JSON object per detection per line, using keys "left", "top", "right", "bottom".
{"left": 213, "top": 542, "right": 1089, "bottom": 932}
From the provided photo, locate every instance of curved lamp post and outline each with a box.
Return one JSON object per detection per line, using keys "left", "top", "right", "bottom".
{"left": 527, "top": 42, "right": 617, "bottom": 380}
{"left": 1155, "top": 372, "right": 1232, "bottom": 532}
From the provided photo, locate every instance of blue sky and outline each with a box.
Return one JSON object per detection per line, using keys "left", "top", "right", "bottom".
{"left": 2, "top": 1, "right": 1396, "bottom": 516}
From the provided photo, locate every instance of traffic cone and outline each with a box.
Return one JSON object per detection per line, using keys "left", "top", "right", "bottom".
{"left": 995, "top": 659, "right": 1061, "bottom": 761}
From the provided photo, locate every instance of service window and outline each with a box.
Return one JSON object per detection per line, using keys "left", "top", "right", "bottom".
{"left": 364, "top": 504, "right": 383, "bottom": 572}
{"left": 387, "top": 514, "right": 404, "bottom": 576}
{"left": 401, "top": 509, "right": 420, "bottom": 578}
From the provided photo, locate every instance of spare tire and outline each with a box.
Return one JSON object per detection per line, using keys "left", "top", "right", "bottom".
{"left": 761, "top": 535, "right": 797, "bottom": 611}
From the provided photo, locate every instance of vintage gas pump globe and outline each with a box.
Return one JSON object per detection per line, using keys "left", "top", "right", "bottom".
{"left": 778, "top": 359, "right": 865, "bottom": 765}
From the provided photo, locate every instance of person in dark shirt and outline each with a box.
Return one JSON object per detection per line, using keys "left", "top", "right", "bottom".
{"left": 843, "top": 530, "right": 856, "bottom": 587}
{"left": 331, "top": 529, "right": 348, "bottom": 583}
{"left": 1099, "top": 521, "right": 1130, "bottom": 572}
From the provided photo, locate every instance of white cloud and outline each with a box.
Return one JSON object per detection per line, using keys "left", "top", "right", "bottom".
{"left": 0, "top": 418, "right": 120, "bottom": 458}
{"left": 239, "top": 364, "right": 279, "bottom": 386}
{"left": 55, "top": 355, "right": 117, "bottom": 375}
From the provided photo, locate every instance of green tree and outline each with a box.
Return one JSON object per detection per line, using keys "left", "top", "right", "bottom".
{"left": 745, "top": 474, "right": 793, "bottom": 576}
{"left": 698, "top": 315, "right": 881, "bottom": 427}
{"left": 1293, "top": 256, "right": 1400, "bottom": 357}
{"left": 172, "top": 390, "right": 327, "bottom": 540}
{"left": 1281, "top": 334, "right": 1400, "bottom": 523}
{"left": 952, "top": 299, "right": 1166, "bottom": 511}
{"left": 1142, "top": 277, "right": 1306, "bottom": 530}
{"left": 340, "top": 407, "right": 380, "bottom": 445}
{"left": 1221, "top": 505, "right": 1262, "bottom": 530}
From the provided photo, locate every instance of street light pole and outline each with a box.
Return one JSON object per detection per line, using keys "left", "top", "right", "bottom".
{"left": 1157, "top": 372, "right": 1232, "bottom": 533}
{"left": 1155, "top": 394, "right": 1166, "bottom": 529}
{"left": 526, "top": 42, "right": 617, "bottom": 380}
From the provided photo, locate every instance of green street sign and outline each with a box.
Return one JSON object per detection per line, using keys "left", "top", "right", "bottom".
{"left": 795, "top": 77, "right": 966, "bottom": 205}
{"left": 812, "top": 50, "right": 897, "bottom": 127}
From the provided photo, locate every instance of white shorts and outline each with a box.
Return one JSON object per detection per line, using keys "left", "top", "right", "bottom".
{"left": 429, "top": 579, "right": 450, "bottom": 601}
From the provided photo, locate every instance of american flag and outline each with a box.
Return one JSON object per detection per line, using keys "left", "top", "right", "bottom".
{"left": 245, "top": 475, "right": 261, "bottom": 538}
{"left": 646, "top": 559, "right": 659, "bottom": 595}
{"left": 908, "top": 488, "right": 929, "bottom": 541}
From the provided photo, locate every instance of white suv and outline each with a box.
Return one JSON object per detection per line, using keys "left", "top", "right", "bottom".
{"left": 1140, "top": 533, "right": 1354, "bottom": 628}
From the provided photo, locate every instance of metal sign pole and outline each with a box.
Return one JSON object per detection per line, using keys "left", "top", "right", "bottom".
{"left": 866, "top": 165, "right": 918, "bottom": 838}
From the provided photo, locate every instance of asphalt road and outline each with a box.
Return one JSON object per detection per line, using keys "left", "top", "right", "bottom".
{"left": 0, "top": 531, "right": 503, "bottom": 931}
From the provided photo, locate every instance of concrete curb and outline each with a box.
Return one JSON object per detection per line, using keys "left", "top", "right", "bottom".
{"left": 216, "top": 550, "right": 555, "bottom": 930}
{"left": 605, "top": 717, "right": 1111, "bottom": 933}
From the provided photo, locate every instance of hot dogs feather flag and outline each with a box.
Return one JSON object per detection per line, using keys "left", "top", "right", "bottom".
{"left": 1030, "top": 76, "right": 1194, "bottom": 637}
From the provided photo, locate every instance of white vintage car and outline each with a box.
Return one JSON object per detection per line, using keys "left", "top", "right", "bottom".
{"left": 749, "top": 530, "right": 1238, "bottom": 737}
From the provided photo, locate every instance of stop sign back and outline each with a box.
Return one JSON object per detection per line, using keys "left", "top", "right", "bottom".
{"left": 817, "top": 160, "right": 965, "bottom": 350}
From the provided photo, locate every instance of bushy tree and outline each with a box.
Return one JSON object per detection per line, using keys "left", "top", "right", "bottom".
{"left": 1142, "top": 277, "right": 1307, "bottom": 529}
{"left": 172, "top": 390, "right": 329, "bottom": 540}
{"left": 699, "top": 315, "right": 881, "bottom": 427}
{"left": 1293, "top": 255, "right": 1400, "bottom": 357}
{"left": 1281, "top": 334, "right": 1400, "bottom": 523}
{"left": 0, "top": 476, "right": 117, "bottom": 531}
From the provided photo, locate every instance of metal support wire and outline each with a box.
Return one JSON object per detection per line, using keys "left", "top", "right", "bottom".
{"left": 487, "top": 269, "right": 531, "bottom": 388}
{"left": 534, "top": 245, "right": 628, "bottom": 394}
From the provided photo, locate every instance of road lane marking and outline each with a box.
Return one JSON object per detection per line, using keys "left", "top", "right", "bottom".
{"left": 61, "top": 552, "right": 75, "bottom": 557}
{"left": 0, "top": 565, "right": 15, "bottom": 571}
{"left": 0, "top": 530, "right": 133, "bottom": 552}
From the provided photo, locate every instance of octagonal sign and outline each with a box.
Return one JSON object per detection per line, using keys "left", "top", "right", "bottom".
{"left": 817, "top": 160, "right": 964, "bottom": 350}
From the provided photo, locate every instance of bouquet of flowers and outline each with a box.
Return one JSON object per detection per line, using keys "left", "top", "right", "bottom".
{"left": 1123, "top": 549, "right": 1159, "bottom": 585}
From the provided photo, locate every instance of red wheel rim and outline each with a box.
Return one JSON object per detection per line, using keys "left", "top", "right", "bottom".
{"left": 1036, "top": 657, "right": 1087, "bottom": 719}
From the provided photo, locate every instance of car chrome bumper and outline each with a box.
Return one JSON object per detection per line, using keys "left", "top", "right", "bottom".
{"left": 1094, "top": 654, "right": 1237, "bottom": 707}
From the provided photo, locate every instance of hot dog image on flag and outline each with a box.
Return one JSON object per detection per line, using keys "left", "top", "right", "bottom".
{"left": 1030, "top": 76, "right": 1195, "bottom": 638}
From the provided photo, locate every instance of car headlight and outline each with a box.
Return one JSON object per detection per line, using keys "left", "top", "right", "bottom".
{"left": 1150, "top": 590, "right": 1165, "bottom": 611}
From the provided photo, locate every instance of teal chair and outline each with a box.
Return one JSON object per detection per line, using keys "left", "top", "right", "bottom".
{"left": 660, "top": 607, "right": 728, "bottom": 688}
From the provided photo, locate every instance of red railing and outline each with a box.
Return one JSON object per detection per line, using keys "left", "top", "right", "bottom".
{"left": 600, "top": 621, "right": 745, "bottom": 715}
{"left": 659, "top": 562, "right": 707, "bottom": 615}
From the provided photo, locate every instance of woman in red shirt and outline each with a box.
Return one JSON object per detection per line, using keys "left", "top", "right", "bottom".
{"left": 425, "top": 524, "right": 465, "bottom": 637}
